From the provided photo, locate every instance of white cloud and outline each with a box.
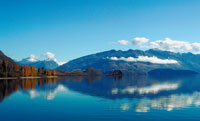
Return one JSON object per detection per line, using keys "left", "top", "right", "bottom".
{"left": 192, "top": 42, "right": 200, "bottom": 52}
{"left": 115, "top": 37, "right": 200, "bottom": 53}
{"left": 28, "top": 54, "right": 39, "bottom": 62}
{"left": 25, "top": 52, "right": 66, "bottom": 65}
{"left": 42, "top": 52, "right": 66, "bottom": 65}
{"left": 133, "top": 37, "right": 149, "bottom": 45}
{"left": 118, "top": 40, "right": 130, "bottom": 45}
{"left": 110, "top": 57, "right": 119, "bottom": 61}
{"left": 146, "top": 38, "right": 200, "bottom": 53}
{"left": 43, "top": 52, "right": 55, "bottom": 60}
{"left": 109, "top": 56, "right": 178, "bottom": 64}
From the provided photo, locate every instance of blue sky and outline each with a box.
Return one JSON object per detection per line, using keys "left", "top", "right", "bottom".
{"left": 1, "top": 0, "right": 200, "bottom": 62}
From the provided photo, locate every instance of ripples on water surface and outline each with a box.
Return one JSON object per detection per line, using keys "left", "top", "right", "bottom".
{"left": 1, "top": 75, "right": 200, "bottom": 121}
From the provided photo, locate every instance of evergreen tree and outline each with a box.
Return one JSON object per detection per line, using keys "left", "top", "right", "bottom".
{"left": 38, "top": 68, "right": 43, "bottom": 76}
{"left": 20, "top": 66, "right": 25, "bottom": 77}
{"left": 2, "top": 59, "right": 8, "bottom": 77}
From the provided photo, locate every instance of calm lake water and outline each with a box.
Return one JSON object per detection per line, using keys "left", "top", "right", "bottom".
{"left": 1, "top": 75, "right": 200, "bottom": 121}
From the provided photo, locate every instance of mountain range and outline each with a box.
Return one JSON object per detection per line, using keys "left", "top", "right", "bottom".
{"left": 2, "top": 49, "right": 200, "bottom": 73}
{"left": 57, "top": 49, "right": 200, "bottom": 72}
{"left": 17, "top": 57, "right": 60, "bottom": 70}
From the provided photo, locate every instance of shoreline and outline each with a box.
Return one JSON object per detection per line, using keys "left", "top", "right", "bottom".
{"left": 0, "top": 76, "right": 58, "bottom": 80}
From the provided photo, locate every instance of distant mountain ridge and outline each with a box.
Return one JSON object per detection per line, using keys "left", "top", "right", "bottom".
{"left": 17, "top": 57, "right": 59, "bottom": 70}
{"left": 57, "top": 49, "right": 200, "bottom": 72}
{"left": 17, "top": 59, "right": 59, "bottom": 70}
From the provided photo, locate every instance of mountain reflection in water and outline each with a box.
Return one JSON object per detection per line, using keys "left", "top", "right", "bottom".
{"left": 1, "top": 74, "right": 200, "bottom": 113}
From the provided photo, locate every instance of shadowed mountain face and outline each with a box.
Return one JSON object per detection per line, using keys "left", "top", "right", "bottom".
{"left": 17, "top": 58, "right": 59, "bottom": 70}
{"left": 57, "top": 49, "right": 200, "bottom": 72}
{"left": 0, "top": 51, "right": 18, "bottom": 77}
{"left": 0, "top": 51, "right": 16, "bottom": 65}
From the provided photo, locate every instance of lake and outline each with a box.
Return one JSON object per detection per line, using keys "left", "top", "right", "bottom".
{"left": 1, "top": 75, "right": 200, "bottom": 121}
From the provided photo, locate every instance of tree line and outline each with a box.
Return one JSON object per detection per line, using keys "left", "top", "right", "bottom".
{"left": 0, "top": 59, "right": 56, "bottom": 77}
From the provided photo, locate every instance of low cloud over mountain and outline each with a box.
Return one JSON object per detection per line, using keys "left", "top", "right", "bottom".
{"left": 17, "top": 52, "right": 66, "bottom": 70}
{"left": 109, "top": 56, "right": 178, "bottom": 64}
{"left": 57, "top": 49, "right": 200, "bottom": 72}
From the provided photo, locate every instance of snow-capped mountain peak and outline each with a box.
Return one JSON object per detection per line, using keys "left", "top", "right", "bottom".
{"left": 17, "top": 52, "right": 66, "bottom": 69}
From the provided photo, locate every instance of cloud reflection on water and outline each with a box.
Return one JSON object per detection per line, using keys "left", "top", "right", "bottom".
{"left": 118, "top": 92, "right": 200, "bottom": 112}
{"left": 28, "top": 84, "right": 68, "bottom": 100}
{"left": 112, "top": 82, "right": 179, "bottom": 95}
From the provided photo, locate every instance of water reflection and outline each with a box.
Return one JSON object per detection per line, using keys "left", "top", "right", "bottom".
{"left": 135, "top": 92, "right": 200, "bottom": 112}
{"left": 28, "top": 85, "right": 67, "bottom": 100}
{"left": 116, "top": 91, "right": 200, "bottom": 112}
{"left": 1, "top": 75, "right": 200, "bottom": 113}
{"left": 113, "top": 82, "right": 179, "bottom": 95}
{"left": 0, "top": 78, "right": 60, "bottom": 102}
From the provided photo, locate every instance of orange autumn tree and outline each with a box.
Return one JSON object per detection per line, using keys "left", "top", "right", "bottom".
{"left": 31, "top": 66, "right": 37, "bottom": 76}
{"left": 14, "top": 64, "right": 20, "bottom": 77}
{"left": 24, "top": 65, "right": 31, "bottom": 77}
{"left": 52, "top": 70, "right": 56, "bottom": 76}
{"left": 15, "top": 64, "right": 19, "bottom": 72}
{"left": 44, "top": 69, "right": 51, "bottom": 76}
